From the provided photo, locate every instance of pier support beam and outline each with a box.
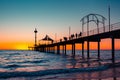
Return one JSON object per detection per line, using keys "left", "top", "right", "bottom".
{"left": 98, "top": 41, "right": 100, "bottom": 60}
{"left": 57, "top": 45, "right": 60, "bottom": 54}
{"left": 74, "top": 43, "right": 75, "bottom": 56}
{"left": 112, "top": 37, "right": 115, "bottom": 63}
{"left": 72, "top": 43, "right": 75, "bottom": 57}
{"left": 53, "top": 46, "right": 55, "bottom": 53}
{"left": 50, "top": 47, "right": 52, "bottom": 53}
{"left": 63, "top": 45, "right": 64, "bottom": 54}
{"left": 87, "top": 41, "right": 90, "bottom": 59}
{"left": 44, "top": 47, "right": 46, "bottom": 52}
{"left": 48, "top": 47, "right": 50, "bottom": 53}
{"left": 50, "top": 46, "right": 52, "bottom": 53}
{"left": 51, "top": 47, "right": 53, "bottom": 53}
{"left": 82, "top": 42, "right": 84, "bottom": 58}
{"left": 72, "top": 44, "right": 73, "bottom": 56}
{"left": 65, "top": 44, "right": 66, "bottom": 55}
{"left": 47, "top": 47, "right": 48, "bottom": 53}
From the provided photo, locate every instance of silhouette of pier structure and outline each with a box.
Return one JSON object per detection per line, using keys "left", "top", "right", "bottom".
{"left": 35, "top": 14, "right": 120, "bottom": 63}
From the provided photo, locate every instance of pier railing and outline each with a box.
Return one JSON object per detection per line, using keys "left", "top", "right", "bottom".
{"left": 82, "top": 22, "right": 120, "bottom": 37}
{"left": 53, "top": 22, "right": 120, "bottom": 43}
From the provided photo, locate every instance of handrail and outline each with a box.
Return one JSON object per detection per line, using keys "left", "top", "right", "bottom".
{"left": 52, "top": 22, "right": 120, "bottom": 44}
{"left": 81, "top": 22, "right": 120, "bottom": 37}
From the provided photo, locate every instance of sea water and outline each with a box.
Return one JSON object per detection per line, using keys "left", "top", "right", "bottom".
{"left": 0, "top": 50, "right": 120, "bottom": 79}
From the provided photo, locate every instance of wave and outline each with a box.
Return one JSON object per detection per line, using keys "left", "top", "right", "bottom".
{"left": 1, "top": 61, "right": 49, "bottom": 69}
{"left": 2, "top": 64, "right": 49, "bottom": 69}
{"left": 24, "top": 60, "right": 49, "bottom": 63}
{"left": 0, "top": 64, "right": 111, "bottom": 78}
{"left": 3, "top": 64, "right": 20, "bottom": 68}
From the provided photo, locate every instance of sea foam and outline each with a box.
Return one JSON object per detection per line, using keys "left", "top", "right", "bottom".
{"left": 0, "top": 65, "right": 109, "bottom": 78}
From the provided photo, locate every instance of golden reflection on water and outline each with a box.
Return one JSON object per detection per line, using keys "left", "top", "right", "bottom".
{"left": 14, "top": 66, "right": 47, "bottom": 72}
{"left": 0, "top": 69, "right": 7, "bottom": 72}
{"left": 38, "top": 67, "right": 120, "bottom": 80}
{"left": 71, "top": 67, "right": 120, "bottom": 80}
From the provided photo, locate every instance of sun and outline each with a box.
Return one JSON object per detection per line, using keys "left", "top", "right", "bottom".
{"left": 15, "top": 44, "right": 28, "bottom": 50}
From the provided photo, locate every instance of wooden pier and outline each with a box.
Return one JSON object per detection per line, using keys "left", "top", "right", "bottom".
{"left": 35, "top": 14, "right": 120, "bottom": 63}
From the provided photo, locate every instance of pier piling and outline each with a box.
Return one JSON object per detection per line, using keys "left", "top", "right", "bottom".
{"left": 112, "top": 37, "right": 115, "bottom": 63}
{"left": 98, "top": 40, "right": 100, "bottom": 60}
{"left": 63, "top": 45, "right": 64, "bottom": 54}
{"left": 57, "top": 45, "right": 60, "bottom": 54}
{"left": 82, "top": 42, "right": 84, "bottom": 58}
{"left": 72, "top": 43, "right": 75, "bottom": 57}
{"left": 87, "top": 41, "right": 90, "bottom": 59}
{"left": 65, "top": 44, "right": 66, "bottom": 55}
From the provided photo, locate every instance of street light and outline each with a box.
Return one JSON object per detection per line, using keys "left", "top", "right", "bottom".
{"left": 34, "top": 28, "right": 38, "bottom": 46}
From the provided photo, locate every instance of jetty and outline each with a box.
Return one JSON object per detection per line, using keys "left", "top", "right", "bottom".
{"left": 34, "top": 14, "right": 120, "bottom": 63}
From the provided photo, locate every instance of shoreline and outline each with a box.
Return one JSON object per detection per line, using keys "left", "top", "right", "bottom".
{"left": 36, "top": 66, "right": 120, "bottom": 80}
{"left": 1, "top": 65, "right": 120, "bottom": 80}
{"left": 1, "top": 62, "right": 120, "bottom": 80}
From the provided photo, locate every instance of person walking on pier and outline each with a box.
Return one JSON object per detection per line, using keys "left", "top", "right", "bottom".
{"left": 75, "top": 33, "right": 78, "bottom": 38}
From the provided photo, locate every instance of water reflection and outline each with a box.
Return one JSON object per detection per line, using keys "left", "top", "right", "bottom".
{"left": 65, "top": 56, "right": 104, "bottom": 69}
{"left": 0, "top": 50, "right": 120, "bottom": 80}
{"left": 72, "top": 67, "right": 119, "bottom": 80}
{"left": 38, "top": 66, "right": 120, "bottom": 80}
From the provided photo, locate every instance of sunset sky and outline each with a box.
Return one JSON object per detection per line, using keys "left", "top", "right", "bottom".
{"left": 0, "top": 0, "right": 120, "bottom": 50}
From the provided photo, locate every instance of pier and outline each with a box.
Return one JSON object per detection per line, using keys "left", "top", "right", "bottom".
{"left": 35, "top": 14, "right": 120, "bottom": 63}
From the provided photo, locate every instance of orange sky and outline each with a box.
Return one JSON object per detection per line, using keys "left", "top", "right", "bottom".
{"left": 0, "top": 0, "right": 120, "bottom": 50}
{"left": 0, "top": 41, "right": 33, "bottom": 50}
{"left": 0, "top": 38, "right": 119, "bottom": 50}
{"left": 60, "top": 39, "right": 120, "bottom": 50}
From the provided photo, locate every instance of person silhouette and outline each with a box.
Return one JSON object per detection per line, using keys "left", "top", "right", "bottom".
{"left": 75, "top": 33, "right": 77, "bottom": 38}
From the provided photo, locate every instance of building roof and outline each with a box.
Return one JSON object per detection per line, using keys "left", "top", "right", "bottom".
{"left": 41, "top": 35, "right": 53, "bottom": 41}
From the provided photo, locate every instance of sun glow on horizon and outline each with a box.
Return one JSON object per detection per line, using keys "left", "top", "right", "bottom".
{"left": 0, "top": 41, "right": 34, "bottom": 50}
{"left": 15, "top": 44, "right": 28, "bottom": 50}
{"left": 0, "top": 39, "right": 120, "bottom": 50}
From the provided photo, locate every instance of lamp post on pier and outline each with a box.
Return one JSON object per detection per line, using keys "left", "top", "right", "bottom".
{"left": 34, "top": 28, "right": 38, "bottom": 47}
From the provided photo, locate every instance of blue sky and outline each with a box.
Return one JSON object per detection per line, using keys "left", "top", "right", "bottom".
{"left": 0, "top": 0, "right": 120, "bottom": 43}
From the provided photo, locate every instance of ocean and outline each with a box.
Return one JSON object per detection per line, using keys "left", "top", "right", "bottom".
{"left": 0, "top": 50, "right": 120, "bottom": 80}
